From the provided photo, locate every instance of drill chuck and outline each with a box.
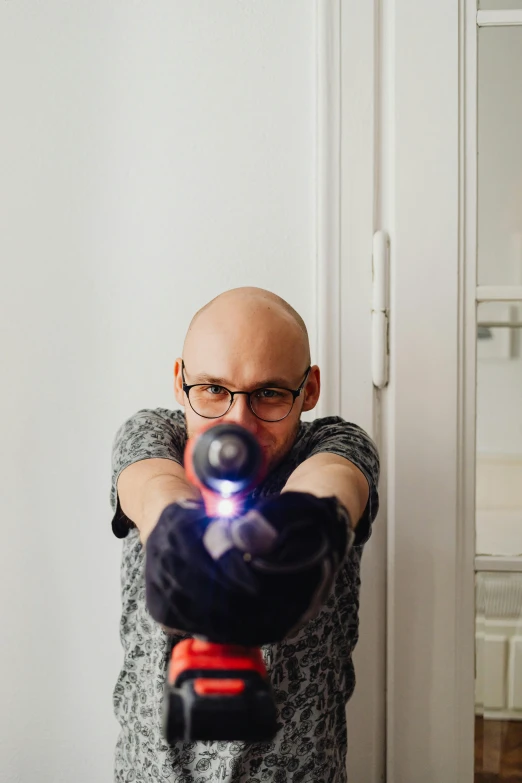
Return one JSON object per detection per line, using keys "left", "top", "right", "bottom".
{"left": 190, "top": 424, "right": 263, "bottom": 496}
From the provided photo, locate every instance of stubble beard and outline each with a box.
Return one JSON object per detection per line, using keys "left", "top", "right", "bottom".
{"left": 263, "top": 416, "right": 302, "bottom": 476}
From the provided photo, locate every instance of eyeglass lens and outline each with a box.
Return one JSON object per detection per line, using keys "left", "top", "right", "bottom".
{"left": 188, "top": 385, "right": 294, "bottom": 421}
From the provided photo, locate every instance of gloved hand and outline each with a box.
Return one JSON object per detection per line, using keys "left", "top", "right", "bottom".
{"left": 144, "top": 491, "right": 353, "bottom": 646}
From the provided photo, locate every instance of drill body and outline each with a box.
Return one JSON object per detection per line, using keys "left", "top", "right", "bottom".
{"left": 163, "top": 423, "right": 278, "bottom": 743}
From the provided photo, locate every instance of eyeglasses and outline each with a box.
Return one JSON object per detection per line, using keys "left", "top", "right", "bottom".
{"left": 181, "top": 361, "right": 311, "bottom": 422}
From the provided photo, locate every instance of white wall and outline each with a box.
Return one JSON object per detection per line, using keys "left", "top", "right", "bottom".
{"left": 0, "top": 2, "right": 316, "bottom": 780}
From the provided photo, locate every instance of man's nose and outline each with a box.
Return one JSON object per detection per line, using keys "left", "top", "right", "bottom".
{"left": 224, "top": 394, "right": 259, "bottom": 434}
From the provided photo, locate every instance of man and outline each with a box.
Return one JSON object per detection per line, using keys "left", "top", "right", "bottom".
{"left": 110, "top": 286, "right": 379, "bottom": 783}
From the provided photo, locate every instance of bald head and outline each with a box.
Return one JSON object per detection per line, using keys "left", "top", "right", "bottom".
{"left": 183, "top": 287, "right": 311, "bottom": 369}
{"left": 176, "top": 287, "right": 319, "bottom": 465}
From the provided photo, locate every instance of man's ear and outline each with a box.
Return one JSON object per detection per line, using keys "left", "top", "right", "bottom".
{"left": 302, "top": 365, "right": 320, "bottom": 412}
{"left": 173, "top": 358, "right": 185, "bottom": 408}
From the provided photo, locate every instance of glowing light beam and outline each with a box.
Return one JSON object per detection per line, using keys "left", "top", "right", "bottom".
{"left": 217, "top": 498, "right": 237, "bottom": 517}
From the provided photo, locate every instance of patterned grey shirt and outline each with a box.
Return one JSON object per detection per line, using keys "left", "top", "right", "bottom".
{"left": 110, "top": 408, "right": 379, "bottom": 783}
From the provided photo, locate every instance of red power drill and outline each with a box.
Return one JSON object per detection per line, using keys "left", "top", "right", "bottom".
{"left": 163, "top": 422, "right": 278, "bottom": 743}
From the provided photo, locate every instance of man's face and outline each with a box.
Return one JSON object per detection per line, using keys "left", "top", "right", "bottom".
{"left": 174, "top": 298, "right": 320, "bottom": 474}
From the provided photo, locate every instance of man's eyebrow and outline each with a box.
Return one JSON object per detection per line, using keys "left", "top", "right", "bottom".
{"left": 190, "top": 374, "right": 231, "bottom": 385}
{"left": 190, "top": 374, "right": 293, "bottom": 388}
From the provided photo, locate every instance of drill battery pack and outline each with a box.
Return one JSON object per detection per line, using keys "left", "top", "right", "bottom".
{"left": 164, "top": 638, "right": 278, "bottom": 742}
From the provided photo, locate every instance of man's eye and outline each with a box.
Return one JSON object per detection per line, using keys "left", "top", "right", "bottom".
{"left": 206, "top": 385, "right": 226, "bottom": 395}
{"left": 256, "top": 388, "right": 281, "bottom": 399}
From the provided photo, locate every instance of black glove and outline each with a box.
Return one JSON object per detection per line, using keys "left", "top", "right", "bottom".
{"left": 144, "top": 491, "right": 353, "bottom": 646}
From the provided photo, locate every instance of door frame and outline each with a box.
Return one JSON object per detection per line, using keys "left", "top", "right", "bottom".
{"left": 317, "top": 1, "right": 386, "bottom": 780}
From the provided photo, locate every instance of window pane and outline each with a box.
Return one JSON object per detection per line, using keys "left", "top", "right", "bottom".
{"left": 476, "top": 302, "right": 522, "bottom": 558}
{"left": 478, "top": 27, "right": 522, "bottom": 285}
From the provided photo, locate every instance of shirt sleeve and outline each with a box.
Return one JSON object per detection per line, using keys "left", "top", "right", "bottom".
{"left": 110, "top": 408, "right": 186, "bottom": 538}
{"left": 304, "top": 416, "right": 380, "bottom": 547}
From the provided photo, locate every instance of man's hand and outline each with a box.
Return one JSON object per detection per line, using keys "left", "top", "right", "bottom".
{"left": 144, "top": 491, "right": 353, "bottom": 646}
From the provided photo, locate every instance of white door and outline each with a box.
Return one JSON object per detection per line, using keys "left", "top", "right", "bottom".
{"left": 381, "top": 2, "right": 522, "bottom": 782}
{"left": 381, "top": 1, "right": 467, "bottom": 779}
{"left": 338, "top": 2, "right": 463, "bottom": 779}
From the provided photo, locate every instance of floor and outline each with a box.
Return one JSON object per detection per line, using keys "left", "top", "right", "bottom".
{"left": 475, "top": 718, "right": 522, "bottom": 782}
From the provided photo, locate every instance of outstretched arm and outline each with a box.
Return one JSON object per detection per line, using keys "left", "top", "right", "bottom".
{"left": 281, "top": 452, "right": 370, "bottom": 530}
{"left": 117, "top": 459, "right": 201, "bottom": 545}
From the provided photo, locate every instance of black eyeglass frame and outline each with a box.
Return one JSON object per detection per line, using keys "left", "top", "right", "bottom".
{"left": 181, "top": 361, "right": 312, "bottom": 422}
